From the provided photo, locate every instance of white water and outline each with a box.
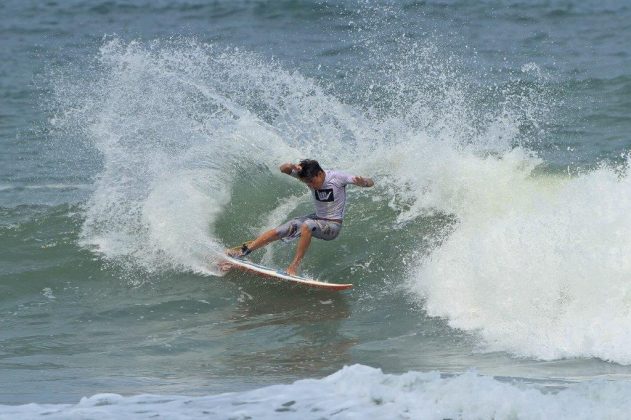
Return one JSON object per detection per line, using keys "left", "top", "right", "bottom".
{"left": 3, "top": 365, "right": 630, "bottom": 419}
{"left": 411, "top": 159, "right": 631, "bottom": 364}
{"left": 52, "top": 38, "right": 631, "bottom": 364}
{"left": 53, "top": 38, "right": 377, "bottom": 276}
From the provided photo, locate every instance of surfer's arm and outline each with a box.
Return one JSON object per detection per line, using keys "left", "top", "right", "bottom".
{"left": 352, "top": 176, "right": 374, "bottom": 187}
{"left": 280, "top": 162, "right": 301, "bottom": 177}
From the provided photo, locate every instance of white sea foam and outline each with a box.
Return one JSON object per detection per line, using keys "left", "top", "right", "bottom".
{"left": 55, "top": 38, "right": 372, "bottom": 276}
{"left": 2, "top": 365, "right": 630, "bottom": 419}
{"left": 41, "top": 288, "right": 55, "bottom": 300}
{"left": 53, "top": 37, "right": 631, "bottom": 364}
{"left": 0, "top": 183, "right": 90, "bottom": 192}
{"left": 403, "top": 146, "right": 631, "bottom": 363}
{"left": 343, "top": 38, "right": 631, "bottom": 365}
{"left": 373, "top": 75, "right": 631, "bottom": 364}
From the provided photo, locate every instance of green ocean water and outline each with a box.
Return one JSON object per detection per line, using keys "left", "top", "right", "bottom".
{"left": 2, "top": 0, "right": 631, "bottom": 410}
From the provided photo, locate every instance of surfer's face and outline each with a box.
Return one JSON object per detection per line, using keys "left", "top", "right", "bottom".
{"left": 302, "top": 171, "right": 325, "bottom": 189}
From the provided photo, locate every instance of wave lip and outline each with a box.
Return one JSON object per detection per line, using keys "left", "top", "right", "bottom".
{"left": 52, "top": 34, "right": 630, "bottom": 365}
{"left": 411, "top": 157, "right": 631, "bottom": 364}
{"left": 2, "top": 365, "right": 630, "bottom": 419}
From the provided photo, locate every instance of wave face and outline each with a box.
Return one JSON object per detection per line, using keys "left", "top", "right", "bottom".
{"left": 3, "top": 365, "right": 631, "bottom": 419}
{"left": 51, "top": 36, "right": 538, "bottom": 272}
{"left": 50, "top": 36, "right": 631, "bottom": 365}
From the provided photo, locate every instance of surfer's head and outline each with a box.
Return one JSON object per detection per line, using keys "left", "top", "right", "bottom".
{"left": 298, "top": 159, "right": 325, "bottom": 189}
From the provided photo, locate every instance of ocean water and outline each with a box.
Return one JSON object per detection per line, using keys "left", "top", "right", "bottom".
{"left": 2, "top": 0, "right": 631, "bottom": 418}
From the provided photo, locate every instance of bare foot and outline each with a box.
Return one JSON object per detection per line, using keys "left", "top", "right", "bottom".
{"left": 286, "top": 263, "right": 299, "bottom": 276}
{"left": 226, "top": 241, "right": 253, "bottom": 258}
{"left": 217, "top": 260, "right": 233, "bottom": 272}
{"left": 225, "top": 247, "right": 242, "bottom": 258}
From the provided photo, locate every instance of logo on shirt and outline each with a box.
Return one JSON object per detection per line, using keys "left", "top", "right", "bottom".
{"left": 315, "top": 188, "right": 334, "bottom": 202}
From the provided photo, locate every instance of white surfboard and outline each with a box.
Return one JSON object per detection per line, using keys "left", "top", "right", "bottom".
{"left": 221, "top": 255, "right": 353, "bottom": 291}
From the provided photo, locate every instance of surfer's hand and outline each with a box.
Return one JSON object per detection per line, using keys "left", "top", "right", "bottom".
{"left": 353, "top": 176, "right": 374, "bottom": 187}
{"left": 280, "top": 163, "right": 301, "bottom": 175}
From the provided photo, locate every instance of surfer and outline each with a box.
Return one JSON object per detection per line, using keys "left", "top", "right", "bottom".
{"left": 228, "top": 159, "right": 374, "bottom": 276}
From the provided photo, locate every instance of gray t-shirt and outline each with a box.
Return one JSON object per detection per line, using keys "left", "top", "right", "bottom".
{"left": 293, "top": 170, "right": 355, "bottom": 220}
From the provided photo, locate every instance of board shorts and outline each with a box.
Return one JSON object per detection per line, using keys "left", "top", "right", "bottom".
{"left": 275, "top": 214, "right": 342, "bottom": 242}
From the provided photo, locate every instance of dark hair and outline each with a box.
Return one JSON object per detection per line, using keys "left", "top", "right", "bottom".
{"left": 298, "top": 159, "right": 323, "bottom": 180}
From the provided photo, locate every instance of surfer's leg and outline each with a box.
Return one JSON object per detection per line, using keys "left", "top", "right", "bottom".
{"left": 230, "top": 215, "right": 313, "bottom": 259}
{"left": 229, "top": 216, "right": 306, "bottom": 257}
{"left": 247, "top": 229, "right": 280, "bottom": 252}
{"left": 287, "top": 222, "right": 313, "bottom": 276}
{"left": 310, "top": 220, "right": 342, "bottom": 241}
{"left": 227, "top": 229, "right": 280, "bottom": 257}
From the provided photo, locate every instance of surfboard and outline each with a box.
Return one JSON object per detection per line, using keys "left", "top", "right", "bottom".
{"left": 221, "top": 255, "right": 353, "bottom": 291}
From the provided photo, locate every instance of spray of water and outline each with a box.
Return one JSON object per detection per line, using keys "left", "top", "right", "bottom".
{"left": 51, "top": 36, "right": 631, "bottom": 363}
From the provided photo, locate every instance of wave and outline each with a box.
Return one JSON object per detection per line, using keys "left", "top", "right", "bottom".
{"left": 50, "top": 37, "right": 384, "bottom": 276}
{"left": 410, "top": 154, "right": 631, "bottom": 364}
{"left": 3, "top": 364, "right": 630, "bottom": 419}
{"left": 0, "top": 183, "right": 91, "bottom": 192}
{"left": 49, "top": 37, "right": 631, "bottom": 364}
